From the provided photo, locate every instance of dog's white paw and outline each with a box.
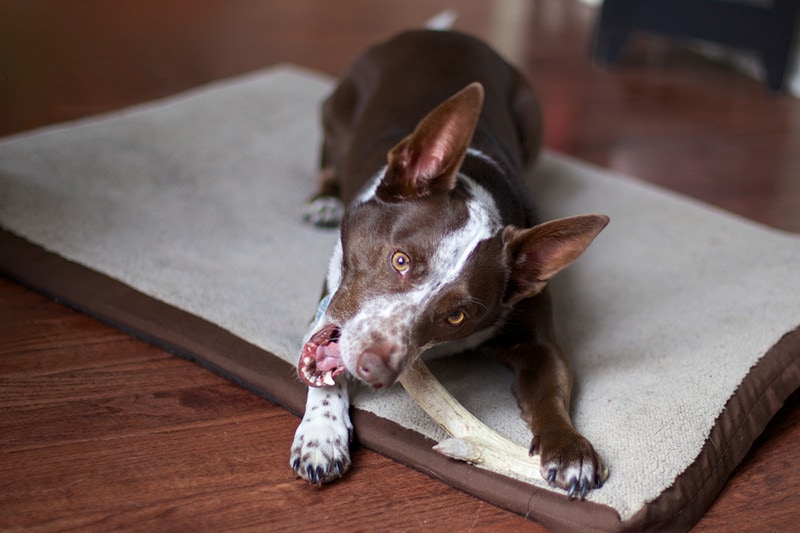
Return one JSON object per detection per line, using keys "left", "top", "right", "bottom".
{"left": 303, "top": 196, "right": 344, "bottom": 228}
{"left": 290, "top": 386, "right": 353, "bottom": 484}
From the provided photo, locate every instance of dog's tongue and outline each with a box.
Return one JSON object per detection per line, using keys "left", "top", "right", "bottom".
{"left": 315, "top": 342, "right": 341, "bottom": 372}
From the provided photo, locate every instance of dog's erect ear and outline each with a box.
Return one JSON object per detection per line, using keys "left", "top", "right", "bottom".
{"left": 377, "top": 83, "right": 484, "bottom": 201}
{"left": 503, "top": 214, "right": 610, "bottom": 306}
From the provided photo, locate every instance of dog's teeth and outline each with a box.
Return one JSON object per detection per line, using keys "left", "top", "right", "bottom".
{"left": 322, "top": 371, "right": 336, "bottom": 386}
{"left": 303, "top": 356, "right": 313, "bottom": 365}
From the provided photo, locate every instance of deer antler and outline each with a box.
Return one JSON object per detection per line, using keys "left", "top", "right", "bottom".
{"left": 398, "top": 358, "right": 542, "bottom": 483}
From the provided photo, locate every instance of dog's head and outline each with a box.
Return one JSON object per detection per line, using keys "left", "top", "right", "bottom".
{"left": 299, "top": 83, "right": 608, "bottom": 389}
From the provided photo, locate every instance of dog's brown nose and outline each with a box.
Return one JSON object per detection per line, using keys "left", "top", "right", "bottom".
{"left": 356, "top": 351, "right": 399, "bottom": 388}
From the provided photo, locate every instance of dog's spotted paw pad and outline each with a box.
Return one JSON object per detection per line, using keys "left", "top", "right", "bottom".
{"left": 290, "top": 407, "right": 352, "bottom": 484}
{"left": 303, "top": 196, "right": 344, "bottom": 228}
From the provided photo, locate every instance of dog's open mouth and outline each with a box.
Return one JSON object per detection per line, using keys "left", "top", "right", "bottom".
{"left": 298, "top": 324, "right": 345, "bottom": 387}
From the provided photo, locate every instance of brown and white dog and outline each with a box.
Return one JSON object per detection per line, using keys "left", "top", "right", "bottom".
{"left": 290, "top": 30, "right": 609, "bottom": 499}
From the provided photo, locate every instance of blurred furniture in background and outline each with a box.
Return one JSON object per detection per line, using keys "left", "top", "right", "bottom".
{"left": 592, "top": 0, "right": 800, "bottom": 91}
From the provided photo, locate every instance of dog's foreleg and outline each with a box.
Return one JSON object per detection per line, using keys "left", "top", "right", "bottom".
{"left": 290, "top": 379, "right": 352, "bottom": 484}
{"left": 498, "top": 292, "right": 608, "bottom": 498}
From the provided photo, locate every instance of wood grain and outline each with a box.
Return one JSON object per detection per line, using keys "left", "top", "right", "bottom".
{"left": 0, "top": 279, "right": 537, "bottom": 531}
{"left": 1, "top": 0, "right": 798, "bottom": 530}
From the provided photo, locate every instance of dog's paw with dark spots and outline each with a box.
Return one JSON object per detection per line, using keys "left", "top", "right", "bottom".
{"left": 530, "top": 430, "right": 608, "bottom": 499}
{"left": 302, "top": 196, "right": 344, "bottom": 228}
{"left": 290, "top": 388, "right": 353, "bottom": 484}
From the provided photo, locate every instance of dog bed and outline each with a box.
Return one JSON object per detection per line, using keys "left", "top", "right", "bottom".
{"left": 1, "top": 65, "right": 798, "bottom": 532}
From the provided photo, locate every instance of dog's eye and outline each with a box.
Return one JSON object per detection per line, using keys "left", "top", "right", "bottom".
{"left": 391, "top": 251, "right": 411, "bottom": 273}
{"left": 446, "top": 310, "right": 466, "bottom": 326}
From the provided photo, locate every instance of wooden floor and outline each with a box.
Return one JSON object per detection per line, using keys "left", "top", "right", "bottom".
{"left": 1, "top": 0, "right": 798, "bottom": 530}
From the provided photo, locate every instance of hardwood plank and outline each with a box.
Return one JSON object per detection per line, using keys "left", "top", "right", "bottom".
{"left": 0, "top": 355, "right": 225, "bottom": 409}
{"left": 1, "top": 378, "right": 268, "bottom": 451}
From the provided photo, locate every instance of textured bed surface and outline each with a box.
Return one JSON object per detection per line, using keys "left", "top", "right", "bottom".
{"left": 1, "top": 65, "right": 798, "bottom": 531}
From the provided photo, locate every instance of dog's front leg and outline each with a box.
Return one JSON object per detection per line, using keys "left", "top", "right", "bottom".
{"left": 495, "top": 292, "right": 607, "bottom": 498}
{"left": 290, "top": 379, "right": 353, "bottom": 484}
{"left": 511, "top": 343, "right": 606, "bottom": 498}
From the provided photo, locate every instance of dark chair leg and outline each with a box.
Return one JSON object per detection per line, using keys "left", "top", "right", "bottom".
{"left": 592, "top": 26, "right": 631, "bottom": 66}
{"left": 590, "top": 0, "right": 633, "bottom": 65}
{"left": 761, "top": 0, "right": 800, "bottom": 92}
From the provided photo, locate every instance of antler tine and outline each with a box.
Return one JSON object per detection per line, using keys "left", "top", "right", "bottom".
{"left": 398, "top": 359, "right": 542, "bottom": 483}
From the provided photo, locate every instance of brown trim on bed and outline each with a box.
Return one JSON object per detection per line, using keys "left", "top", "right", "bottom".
{"left": 2, "top": 227, "right": 798, "bottom": 532}
{"left": 622, "top": 326, "right": 800, "bottom": 532}
{"left": 0, "top": 229, "right": 307, "bottom": 416}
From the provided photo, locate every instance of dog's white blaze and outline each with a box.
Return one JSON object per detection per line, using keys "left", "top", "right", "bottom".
{"left": 426, "top": 175, "right": 502, "bottom": 287}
